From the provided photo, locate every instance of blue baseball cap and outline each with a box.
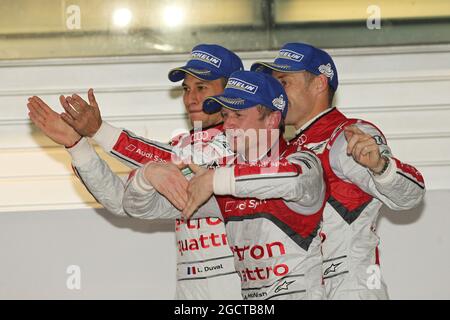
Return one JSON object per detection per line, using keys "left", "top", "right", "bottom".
{"left": 203, "top": 71, "right": 288, "bottom": 119}
{"left": 168, "top": 44, "right": 244, "bottom": 82}
{"left": 251, "top": 42, "right": 338, "bottom": 91}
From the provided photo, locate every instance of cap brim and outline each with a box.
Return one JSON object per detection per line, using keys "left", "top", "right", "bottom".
{"left": 168, "top": 66, "right": 221, "bottom": 82}
{"left": 203, "top": 95, "right": 258, "bottom": 114}
{"left": 251, "top": 61, "right": 306, "bottom": 74}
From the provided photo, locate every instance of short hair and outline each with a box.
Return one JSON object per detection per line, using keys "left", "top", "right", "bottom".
{"left": 327, "top": 87, "right": 336, "bottom": 107}
{"left": 256, "top": 105, "right": 285, "bottom": 136}
{"left": 304, "top": 72, "right": 335, "bottom": 107}
{"left": 219, "top": 77, "right": 228, "bottom": 89}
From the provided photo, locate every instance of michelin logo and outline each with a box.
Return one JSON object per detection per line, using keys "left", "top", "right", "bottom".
{"left": 318, "top": 63, "right": 334, "bottom": 80}
{"left": 227, "top": 78, "right": 258, "bottom": 94}
{"left": 278, "top": 49, "right": 304, "bottom": 62}
{"left": 191, "top": 50, "right": 222, "bottom": 68}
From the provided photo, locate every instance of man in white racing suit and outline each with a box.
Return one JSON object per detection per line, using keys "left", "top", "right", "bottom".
{"left": 123, "top": 71, "right": 328, "bottom": 300}
{"left": 27, "top": 44, "right": 243, "bottom": 299}
{"left": 251, "top": 42, "right": 426, "bottom": 299}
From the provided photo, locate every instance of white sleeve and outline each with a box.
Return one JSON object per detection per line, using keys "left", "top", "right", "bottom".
{"left": 92, "top": 121, "right": 175, "bottom": 168}
{"left": 213, "top": 150, "right": 326, "bottom": 215}
{"left": 330, "top": 123, "right": 425, "bottom": 210}
{"left": 67, "top": 137, "right": 129, "bottom": 216}
{"left": 92, "top": 121, "right": 123, "bottom": 155}
{"left": 123, "top": 167, "right": 222, "bottom": 220}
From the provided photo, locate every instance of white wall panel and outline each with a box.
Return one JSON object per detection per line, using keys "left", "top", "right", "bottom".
{"left": 0, "top": 147, "right": 129, "bottom": 178}
{"left": 343, "top": 106, "right": 450, "bottom": 136}
{"left": 1, "top": 88, "right": 185, "bottom": 121}
{"left": 0, "top": 58, "right": 186, "bottom": 90}
{"left": 337, "top": 80, "right": 450, "bottom": 108}
{"left": 0, "top": 209, "right": 176, "bottom": 299}
{"left": 378, "top": 190, "right": 450, "bottom": 300}
{"left": 0, "top": 176, "right": 97, "bottom": 212}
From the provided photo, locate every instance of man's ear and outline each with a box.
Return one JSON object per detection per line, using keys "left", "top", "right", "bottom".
{"left": 266, "top": 111, "right": 282, "bottom": 130}
{"left": 315, "top": 74, "right": 329, "bottom": 95}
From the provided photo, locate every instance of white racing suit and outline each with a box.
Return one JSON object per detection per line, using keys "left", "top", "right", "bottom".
{"left": 123, "top": 137, "right": 328, "bottom": 300}
{"left": 290, "top": 107, "right": 425, "bottom": 299}
{"left": 67, "top": 121, "right": 242, "bottom": 299}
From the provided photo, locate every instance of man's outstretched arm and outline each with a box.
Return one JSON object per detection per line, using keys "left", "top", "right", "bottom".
{"left": 123, "top": 163, "right": 221, "bottom": 220}
{"left": 27, "top": 96, "right": 131, "bottom": 216}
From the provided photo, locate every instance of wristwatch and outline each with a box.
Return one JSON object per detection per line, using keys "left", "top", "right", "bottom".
{"left": 373, "top": 156, "right": 390, "bottom": 176}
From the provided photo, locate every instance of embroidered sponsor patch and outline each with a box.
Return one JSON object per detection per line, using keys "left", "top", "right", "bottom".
{"left": 318, "top": 63, "right": 334, "bottom": 80}
{"left": 272, "top": 94, "right": 286, "bottom": 111}
{"left": 255, "top": 63, "right": 291, "bottom": 71}
{"left": 217, "top": 96, "right": 246, "bottom": 105}
{"left": 271, "top": 64, "right": 291, "bottom": 70}
{"left": 186, "top": 67, "right": 212, "bottom": 75}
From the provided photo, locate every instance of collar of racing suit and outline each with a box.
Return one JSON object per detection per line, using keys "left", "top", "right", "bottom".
{"left": 296, "top": 107, "right": 337, "bottom": 135}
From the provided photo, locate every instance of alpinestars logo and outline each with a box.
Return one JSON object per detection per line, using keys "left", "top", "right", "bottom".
{"left": 274, "top": 280, "right": 295, "bottom": 293}
{"left": 318, "top": 63, "right": 334, "bottom": 80}
{"left": 324, "top": 262, "right": 342, "bottom": 276}
{"left": 272, "top": 94, "right": 286, "bottom": 112}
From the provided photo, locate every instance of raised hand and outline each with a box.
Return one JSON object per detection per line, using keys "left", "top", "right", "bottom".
{"left": 27, "top": 96, "right": 81, "bottom": 147}
{"left": 182, "top": 164, "right": 214, "bottom": 218}
{"left": 344, "top": 125, "right": 387, "bottom": 174}
{"left": 143, "top": 162, "right": 189, "bottom": 211}
{"left": 60, "top": 88, "right": 102, "bottom": 137}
